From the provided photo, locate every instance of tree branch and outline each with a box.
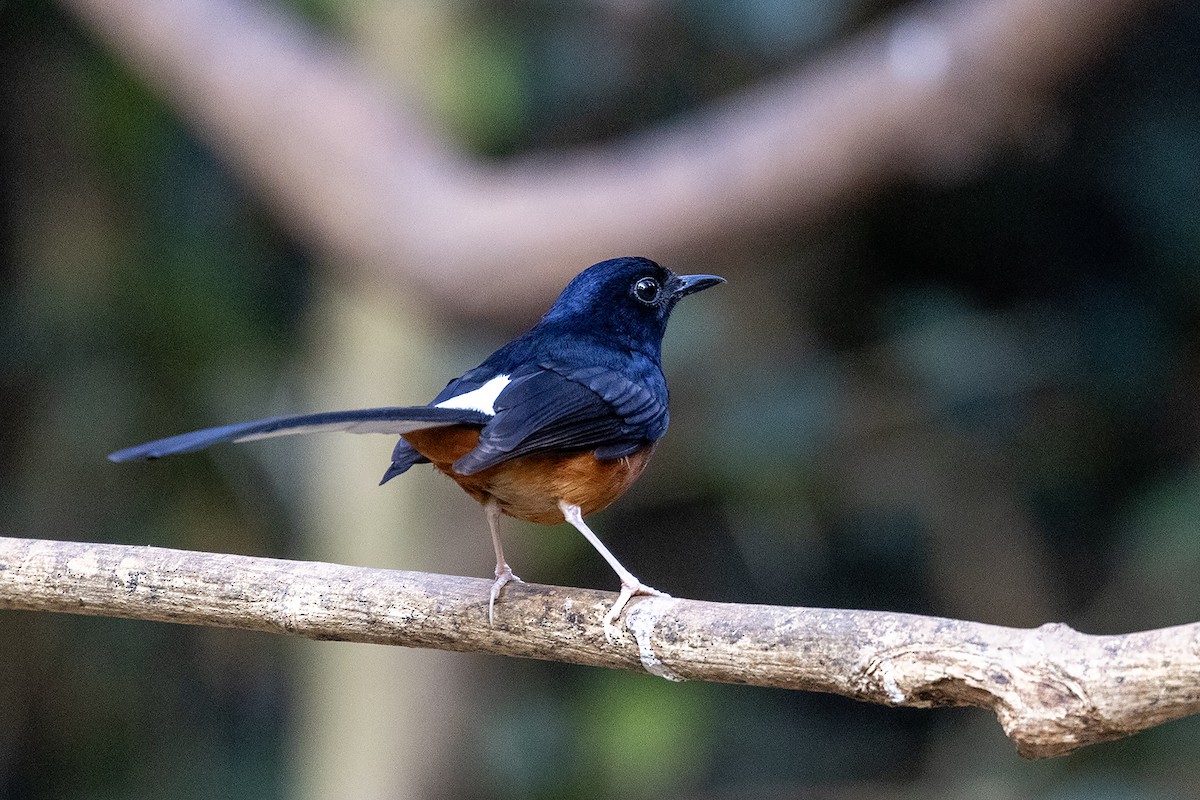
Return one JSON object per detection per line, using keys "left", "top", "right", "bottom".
{"left": 59, "top": 0, "right": 1163, "bottom": 318}
{"left": 2, "top": 535, "right": 1197, "bottom": 758}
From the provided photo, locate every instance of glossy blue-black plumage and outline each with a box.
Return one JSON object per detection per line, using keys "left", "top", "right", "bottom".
{"left": 381, "top": 257, "right": 722, "bottom": 481}
{"left": 109, "top": 257, "right": 724, "bottom": 489}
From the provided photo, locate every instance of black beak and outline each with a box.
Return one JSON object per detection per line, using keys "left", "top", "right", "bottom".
{"left": 672, "top": 273, "right": 726, "bottom": 298}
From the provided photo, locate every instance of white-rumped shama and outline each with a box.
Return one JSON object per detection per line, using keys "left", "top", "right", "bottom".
{"left": 109, "top": 257, "right": 725, "bottom": 632}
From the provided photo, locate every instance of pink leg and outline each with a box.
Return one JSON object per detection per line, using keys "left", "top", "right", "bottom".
{"left": 558, "top": 501, "right": 669, "bottom": 639}
{"left": 486, "top": 499, "right": 522, "bottom": 623}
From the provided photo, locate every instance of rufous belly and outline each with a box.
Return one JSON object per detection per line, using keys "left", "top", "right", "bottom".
{"left": 403, "top": 426, "right": 655, "bottom": 525}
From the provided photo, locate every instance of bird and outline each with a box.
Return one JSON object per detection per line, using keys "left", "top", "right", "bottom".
{"left": 109, "top": 256, "right": 725, "bottom": 635}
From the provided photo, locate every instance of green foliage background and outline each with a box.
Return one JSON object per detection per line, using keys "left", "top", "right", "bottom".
{"left": 2, "top": 0, "right": 1199, "bottom": 798}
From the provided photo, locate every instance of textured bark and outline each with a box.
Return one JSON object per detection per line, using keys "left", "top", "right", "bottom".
{"left": 59, "top": 0, "right": 1163, "bottom": 319}
{"left": 2, "top": 535, "right": 1197, "bottom": 759}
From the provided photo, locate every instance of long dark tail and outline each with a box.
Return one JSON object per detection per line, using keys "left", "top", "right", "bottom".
{"left": 108, "top": 406, "right": 489, "bottom": 462}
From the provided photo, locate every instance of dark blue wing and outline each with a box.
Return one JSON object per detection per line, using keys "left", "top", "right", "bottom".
{"left": 451, "top": 363, "right": 669, "bottom": 475}
{"left": 109, "top": 406, "right": 489, "bottom": 462}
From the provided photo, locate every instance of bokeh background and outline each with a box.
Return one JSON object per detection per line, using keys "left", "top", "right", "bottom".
{"left": 3, "top": 0, "right": 1200, "bottom": 797}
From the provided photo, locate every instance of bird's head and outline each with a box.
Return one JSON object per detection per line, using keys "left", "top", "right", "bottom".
{"left": 540, "top": 257, "right": 725, "bottom": 355}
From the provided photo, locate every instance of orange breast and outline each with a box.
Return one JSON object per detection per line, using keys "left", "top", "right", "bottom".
{"left": 403, "top": 426, "right": 656, "bottom": 524}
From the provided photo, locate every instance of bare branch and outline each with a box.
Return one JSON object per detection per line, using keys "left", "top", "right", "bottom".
{"left": 59, "top": 0, "right": 1163, "bottom": 318}
{"left": 2, "top": 535, "right": 1197, "bottom": 758}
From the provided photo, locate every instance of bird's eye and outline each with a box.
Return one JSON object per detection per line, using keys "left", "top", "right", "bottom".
{"left": 632, "top": 277, "right": 661, "bottom": 305}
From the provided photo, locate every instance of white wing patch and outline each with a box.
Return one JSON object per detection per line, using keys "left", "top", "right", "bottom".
{"left": 435, "top": 374, "right": 510, "bottom": 416}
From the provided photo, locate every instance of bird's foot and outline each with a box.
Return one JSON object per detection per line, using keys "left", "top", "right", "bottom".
{"left": 488, "top": 564, "right": 523, "bottom": 624}
{"left": 602, "top": 579, "right": 671, "bottom": 643}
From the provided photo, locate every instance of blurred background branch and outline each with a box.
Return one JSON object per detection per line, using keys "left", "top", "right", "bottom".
{"left": 61, "top": 0, "right": 1162, "bottom": 318}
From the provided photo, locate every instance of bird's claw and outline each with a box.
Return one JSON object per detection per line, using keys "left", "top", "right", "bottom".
{"left": 488, "top": 564, "right": 523, "bottom": 624}
{"left": 601, "top": 580, "right": 671, "bottom": 643}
